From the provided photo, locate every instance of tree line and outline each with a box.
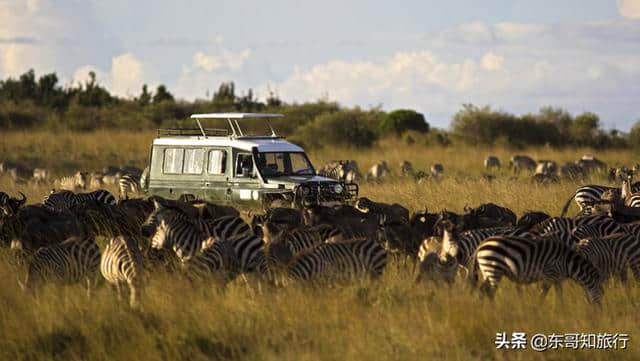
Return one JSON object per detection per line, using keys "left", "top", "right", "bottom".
{"left": 1, "top": 69, "right": 639, "bottom": 149}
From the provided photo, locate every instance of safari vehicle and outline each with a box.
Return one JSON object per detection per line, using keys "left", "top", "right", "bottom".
{"left": 141, "top": 113, "right": 358, "bottom": 208}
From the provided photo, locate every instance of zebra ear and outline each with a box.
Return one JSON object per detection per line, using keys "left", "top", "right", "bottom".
{"left": 152, "top": 199, "right": 162, "bottom": 210}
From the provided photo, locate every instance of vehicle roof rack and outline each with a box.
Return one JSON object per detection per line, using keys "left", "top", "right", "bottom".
{"left": 157, "top": 128, "right": 229, "bottom": 137}
{"left": 190, "top": 112, "right": 283, "bottom": 138}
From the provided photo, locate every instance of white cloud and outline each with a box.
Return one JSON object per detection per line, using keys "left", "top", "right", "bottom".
{"left": 618, "top": 0, "right": 640, "bottom": 19}
{"left": 192, "top": 49, "right": 251, "bottom": 72}
{"left": 72, "top": 53, "right": 146, "bottom": 97}
{"left": 110, "top": 53, "right": 144, "bottom": 96}
{"left": 71, "top": 65, "right": 105, "bottom": 86}
{"left": 481, "top": 52, "right": 504, "bottom": 71}
{"left": 493, "top": 22, "right": 546, "bottom": 41}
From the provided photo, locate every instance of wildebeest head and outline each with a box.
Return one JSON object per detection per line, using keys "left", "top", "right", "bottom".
{"left": 0, "top": 191, "right": 26, "bottom": 220}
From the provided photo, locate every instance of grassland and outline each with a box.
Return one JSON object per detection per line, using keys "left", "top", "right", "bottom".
{"left": 1, "top": 131, "right": 639, "bottom": 360}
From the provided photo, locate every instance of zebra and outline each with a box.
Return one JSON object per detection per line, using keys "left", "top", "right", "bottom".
{"left": 269, "top": 224, "right": 342, "bottom": 260}
{"left": 473, "top": 235, "right": 604, "bottom": 304}
{"left": 142, "top": 200, "right": 212, "bottom": 261}
{"left": 508, "top": 155, "right": 536, "bottom": 175}
{"left": 437, "top": 218, "right": 530, "bottom": 268}
{"left": 200, "top": 215, "right": 253, "bottom": 243}
{"left": 515, "top": 211, "right": 550, "bottom": 231}
{"left": 142, "top": 201, "right": 243, "bottom": 279}
{"left": 318, "top": 160, "right": 360, "bottom": 183}
{"left": 484, "top": 156, "right": 500, "bottom": 170}
{"left": 53, "top": 171, "right": 89, "bottom": 191}
{"left": 21, "top": 236, "right": 102, "bottom": 294}
{"left": 534, "top": 215, "right": 623, "bottom": 246}
{"left": 185, "top": 240, "right": 240, "bottom": 282}
{"left": 100, "top": 236, "right": 144, "bottom": 307}
{"left": 416, "top": 252, "right": 461, "bottom": 285}
{"left": 283, "top": 239, "right": 388, "bottom": 281}
{"left": 118, "top": 174, "right": 142, "bottom": 200}
{"left": 43, "top": 189, "right": 116, "bottom": 212}
{"left": 560, "top": 182, "right": 640, "bottom": 216}
{"left": 574, "top": 233, "right": 640, "bottom": 284}
{"left": 365, "top": 161, "right": 390, "bottom": 182}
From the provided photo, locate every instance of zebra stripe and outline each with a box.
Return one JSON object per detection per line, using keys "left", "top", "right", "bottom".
{"left": 575, "top": 233, "right": 640, "bottom": 283}
{"left": 440, "top": 225, "right": 530, "bottom": 267}
{"left": 199, "top": 215, "right": 253, "bottom": 243}
{"left": 184, "top": 239, "right": 240, "bottom": 282}
{"left": 101, "top": 236, "right": 144, "bottom": 307}
{"left": 43, "top": 189, "right": 116, "bottom": 212}
{"left": 473, "top": 235, "right": 604, "bottom": 303}
{"left": 561, "top": 182, "right": 640, "bottom": 216}
{"left": 142, "top": 202, "right": 209, "bottom": 261}
{"left": 536, "top": 215, "right": 622, "bottom": 246}
{"left": 118, "top": 174, "right": 142, "bottom": 200}
{"left": 286, "top": 239, "right": 387, "bottom": 281}
{"left": 23, "top": 236, "right": 101, "bottom": 290}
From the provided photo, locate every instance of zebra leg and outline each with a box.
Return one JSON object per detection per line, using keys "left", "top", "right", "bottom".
{"left": 128, "top": 281, "right": 139, "bottom": 308}
{"left": 115, "top": 282, "right": 122, "bottom": 301}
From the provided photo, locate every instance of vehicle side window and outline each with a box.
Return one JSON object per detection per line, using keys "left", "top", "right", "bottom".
{"left": 183, "top": 148, "right": 204, "bottom": 174}
{"left": 163, "top": 148, "right": 184, "bottom": 174}
{"left": 235, "top": 154, "right": 254, "bottom": 177}
{"left": 208, "top": 150, "right": 227, "bottom": 175}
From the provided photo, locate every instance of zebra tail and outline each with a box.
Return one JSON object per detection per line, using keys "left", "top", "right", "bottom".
{"left": 560, "top": 192, "right": 575, "bottom": 217}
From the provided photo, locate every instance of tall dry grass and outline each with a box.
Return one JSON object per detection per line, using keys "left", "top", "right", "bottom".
{"left": 1, "top": 131, "right": 639, "bottom": 360}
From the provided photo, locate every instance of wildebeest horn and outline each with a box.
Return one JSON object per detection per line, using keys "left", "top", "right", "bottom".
{"left": 16, "top": 192, "right": 26, "bottom": 206}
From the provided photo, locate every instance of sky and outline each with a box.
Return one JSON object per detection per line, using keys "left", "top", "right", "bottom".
{"left": 1, "top": 0, "right": 639, "bottom": 130}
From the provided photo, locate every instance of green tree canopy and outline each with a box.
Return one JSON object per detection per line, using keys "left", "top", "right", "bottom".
{"left": 152, "top": 85, "right": 174, "bottom": 103}
{"left": 379, "top": 109, "right": 429, "bottom": 136}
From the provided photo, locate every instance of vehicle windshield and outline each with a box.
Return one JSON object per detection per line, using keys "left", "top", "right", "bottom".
{"left": 255, "top": 152, "right": 315, "bottom": 177}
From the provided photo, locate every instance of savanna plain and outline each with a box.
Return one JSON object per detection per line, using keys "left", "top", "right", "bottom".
{"left": 1, "top": 130, "right": 638, "bottom": 361}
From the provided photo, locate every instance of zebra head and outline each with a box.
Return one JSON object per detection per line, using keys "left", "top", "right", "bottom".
{"left": 141, "top": 199, "right": 168, "bottom": 249}
{"left": 418, "top": 252, "right": 460, "bottom": 284}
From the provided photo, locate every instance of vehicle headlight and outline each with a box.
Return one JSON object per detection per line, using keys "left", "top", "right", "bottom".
{"left": 333, "top": 184, "right": 344, "bottom": 194}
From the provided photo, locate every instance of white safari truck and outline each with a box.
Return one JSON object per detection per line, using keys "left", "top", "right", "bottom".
{"left": 141, "top": 113, "right": 358, "bottom": 208}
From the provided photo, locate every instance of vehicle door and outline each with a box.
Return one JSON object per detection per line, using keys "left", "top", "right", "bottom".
{"left": 149, "top": 146, "right": 205, "bottom": 200}
{"left": 228, "top": 149, "right": 261, "bottom": 205}
{"left": 204, "top": 147, "right": 231, "bottom": 203}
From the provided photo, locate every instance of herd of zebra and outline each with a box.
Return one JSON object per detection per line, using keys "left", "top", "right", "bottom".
{"left": 2, "top": 159, "right": 640, "bottom": 308}
{"left": 0, "top": 162, "right": 144, "bottom": 200}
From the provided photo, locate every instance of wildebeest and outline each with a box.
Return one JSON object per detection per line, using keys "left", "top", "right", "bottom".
{"left": 430, "top": 164, "right": 444, "bottom": 177}
{"left": 302, "top": 204, "right": 379, "bottom": 239}
{"left": 366, "top": 161, "right": 390, "bottom": 182}
{"left": 484, "top": 156, "right": 500, "bottom": 170}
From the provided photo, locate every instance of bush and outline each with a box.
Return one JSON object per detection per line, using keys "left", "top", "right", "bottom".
{"left": 630, "top": 121, "right": 640, "bottom": 148}
{"left": 290, "top": 108, "right": 381, "bottom": 148}
{"left": 379, "top": 109, "right": 429, "bottom": 136}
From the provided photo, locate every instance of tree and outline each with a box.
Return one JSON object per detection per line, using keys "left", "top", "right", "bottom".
{"left": 629, "top": 120, "right": 640, "bottom": 148}
{"left": 212, "top": 82, "right": 235, "bottom": 104}
{"left": 138, "top": 84, "right": 152, "bottom": 106}
{"left": 379, "top": 109, "right": 429, "bottom": 136}
{"left": 152, "top": 85, "right": 174, "bottom": 103}
{"left": 570, "top": 112, "right": 600, "bottom": 146}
